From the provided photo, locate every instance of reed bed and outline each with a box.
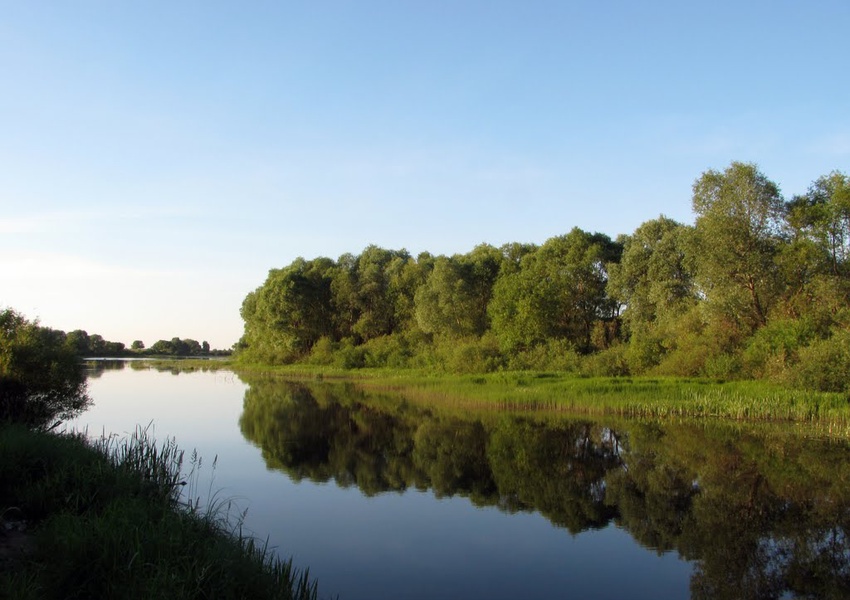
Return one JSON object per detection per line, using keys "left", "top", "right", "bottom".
{"left": 0, "top": 424, "right": 320, "bottom": 600}
{"left": 248, "top": 366, "right": 850, "bottom": 427}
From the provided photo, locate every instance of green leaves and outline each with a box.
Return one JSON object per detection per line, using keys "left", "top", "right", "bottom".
{"left": 692, "top": 162, "right": 785, "bottom": 332}
{"left": 0, "top": 309, "right": 90, "bottom": 429}
{"left": 489, "top": 228, "right": 620, "bottom": 353}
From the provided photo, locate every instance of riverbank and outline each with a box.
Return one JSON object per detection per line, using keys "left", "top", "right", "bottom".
{"left": 233, "top": 364, "right": 850, "bottom": 428}
{"left": 0, "top": 424, "right": 319, "bottom": 600}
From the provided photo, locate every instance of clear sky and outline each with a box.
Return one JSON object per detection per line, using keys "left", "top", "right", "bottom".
{"left": 1, "top": 1, "right": 848, "bottom": 350}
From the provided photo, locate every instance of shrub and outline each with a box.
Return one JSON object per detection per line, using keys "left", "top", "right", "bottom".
{"left": 791, "top": 329, "right": 850, "bottom": 392}
{"left": 333, "top": 338, "right": 366, "bottom": 369}
{"left": 581, "top": 345, "right": 630, "bottom": 377}
{"left": 0, "top": 309, "right": 89, "bottom": 429}
{"left": 741, "top": 318, "right": 815, "bottom": 380}
{"left": 306, "top": 337, "right": 335, "bottom": 365}
{"left": 703, "top": 353, "right": 742, "bottom": 379}
{"left": 505, "top": 339, "right": 581, "bottom": 372}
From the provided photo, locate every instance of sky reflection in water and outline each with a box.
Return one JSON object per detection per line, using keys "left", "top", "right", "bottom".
{"left": 70, "top": 364, "right": 849, "bottom": 600}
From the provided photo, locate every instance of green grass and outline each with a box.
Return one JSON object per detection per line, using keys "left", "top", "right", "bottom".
{"left": 0, "top": 424, "right": 320, "bottom": 600}
{"left": 236, "top": 364, "right": 850, "bottom": 427}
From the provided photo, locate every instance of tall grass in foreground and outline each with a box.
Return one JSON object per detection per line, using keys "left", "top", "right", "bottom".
{"left": 0, "top": 424, "right": 320, "bottom": 600}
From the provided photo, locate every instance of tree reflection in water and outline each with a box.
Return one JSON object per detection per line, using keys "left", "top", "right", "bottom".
{"left": 239, "top": 377, "right": 850, "bottom": 599}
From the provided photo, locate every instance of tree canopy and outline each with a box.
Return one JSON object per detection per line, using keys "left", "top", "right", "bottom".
{"left": 237, "top": 163, "right": 850, "bottom": 392}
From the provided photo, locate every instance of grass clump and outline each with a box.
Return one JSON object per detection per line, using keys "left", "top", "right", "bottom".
{"left": 0, "top": 424, "right": 319, "bottom": 600}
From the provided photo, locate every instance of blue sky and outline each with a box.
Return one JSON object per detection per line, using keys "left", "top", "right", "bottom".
{"left": 1, "top": 1, "right": 848, "bottom": 349}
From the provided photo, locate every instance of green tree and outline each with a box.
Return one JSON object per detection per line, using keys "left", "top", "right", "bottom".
{"left": 150, "top": 339, "right": 175, "bottom": 355}
{"left": 240, "top": 257, "right": 335, "bottom": 363}
{"left": 607, "top": 216, "right": 698, "bottom": 371}
{"left": 691, "top": 162, "right": 785, "bottom": 334}
{"left": 786, "top": 171, "right": 850, "bottom": 277}
{"left": 414, "top": 244, "right": 502, "bottom": 338}
{"left": 608, "top": 216, "right": 696, "bottom": 326}
{"left": 489, "top": 228, "right": 621, "bottom": 353}
{"left": 351, "top": 246, "right": 411, "bottom": 341}
{"left": 64, "top": 329, "right": 91, "bottom": 355}
{"left": 386, "top": 251, "right": 431, "bottom": 333}
{"left": 131, "top": 340, "right": 145, "bottom": 351}
{"left": 0, "top": 308, "right": 90, "bottom": 428}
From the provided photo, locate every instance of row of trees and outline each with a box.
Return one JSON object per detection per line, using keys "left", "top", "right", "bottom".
{"left": 238, "top": 162, "right": 850, "bottom": 391}
{"left": 62, "top": 331, "right": 226, "bottom": 357}
{"left": 0, "top": 309, "right": 230, "bottom": 427}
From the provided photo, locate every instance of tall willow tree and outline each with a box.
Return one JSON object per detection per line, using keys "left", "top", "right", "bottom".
{"left": 607, "top": 216, "right": 697, "bottom": 371}
{"left": 329, "top": 246, "right": 423, "bottom": 343}
{"left": 691, "top": 162, "right": 785, "bottom": 336}
{"left": 414, "top": 244, "right": 502, "bottom": 338}
{"left": 489, "top": 228, "right": 621, "bottom": 353}
{"left": 240, "top": 257, "right": 335, "bottom": 363}
{"left": 786, "top": 171, "right": 850, "bottom": 278}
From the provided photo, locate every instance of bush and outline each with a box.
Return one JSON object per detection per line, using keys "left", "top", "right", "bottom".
{"left": 623, "top": 330, "right": 666, "bottom": 374}
{"left": 505, "top": 339, "right": 581, "bottom": 372}
{"left": 360, "top": 334, "right": 415, "bottom": 369}
{"left": 306, "top": 337, "right": 335, "bottom": 365}
{"left": 791, "top": 329, "right": 850, "bottom": 392}
{"left": 0, "top": 309, "right": 90, "bottom": 429}
{"left": 703, "top": 353, "right": 742, "bottom": 379}
{"left": 581, "top": 345, "right": 630, "bottom": 377}
{"left": 439, "top": 334, "right": 505, "bottom": 374}
{"left": 333, "top": 338, "right": 366, "bottom": 369}
{"left": 741, "top": 319, "right": 815, "bottom": 380}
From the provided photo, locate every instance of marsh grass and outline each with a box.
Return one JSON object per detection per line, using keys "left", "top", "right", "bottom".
{"left": 0, "top": 424, "right": 319, "bottom": 600}
{"left": 241, "top": 365, "right": 850, "bottom": 428}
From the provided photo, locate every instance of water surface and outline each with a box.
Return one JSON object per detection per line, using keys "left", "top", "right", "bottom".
{"left": 71, "top": 363, "right": 850, "bottom": 599}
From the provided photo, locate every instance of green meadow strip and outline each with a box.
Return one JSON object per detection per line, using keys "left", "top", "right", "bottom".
{"left": 237, "top": 365, "right": 850, "bottom": 426}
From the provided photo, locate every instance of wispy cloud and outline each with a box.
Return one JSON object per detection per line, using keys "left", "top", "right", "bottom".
{"left": 0, "top": 205, "right": 197, "bottom": 235}
{"left": 0, "top": 252, "right": 178, "bottom": 281}
{"left": 0, "top": 215, "right": 59, "bottom": 234}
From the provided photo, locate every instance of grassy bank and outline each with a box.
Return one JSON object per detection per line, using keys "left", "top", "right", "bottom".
{"left": 0, "top": 425, "right": 318, "bottom": 600}
{"left": 234, "top": 364, "right": 850, "bottom": 426}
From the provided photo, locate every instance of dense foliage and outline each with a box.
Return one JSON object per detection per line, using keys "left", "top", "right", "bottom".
{"left": 238, "top": 162, "right": 850, "bottom": 392}
{"left": 0, "top": 309, "right": 90, "bottom": 428}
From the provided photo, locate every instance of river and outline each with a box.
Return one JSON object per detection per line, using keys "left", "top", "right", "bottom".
{"left": 68, "top": 361, "right": 850, "bottom": 600}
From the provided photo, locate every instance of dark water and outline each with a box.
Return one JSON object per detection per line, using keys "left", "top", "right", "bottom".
{"left": 72, "top": 363, "right": 850, "bottom": 599}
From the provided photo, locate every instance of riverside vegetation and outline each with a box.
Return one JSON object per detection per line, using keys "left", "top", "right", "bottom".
{"left": 237, "top": 163, "right": 850, "bottom": 406}
{"left": 0, "top": 309, "right": 320, "bottom": 599}
{"left": 234, "top": 365, "right": 850, "bottom": 436}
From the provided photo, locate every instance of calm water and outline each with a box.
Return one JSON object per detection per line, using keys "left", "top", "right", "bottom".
{"left": 69, "top": 363, "right": 850, "bottom": 600}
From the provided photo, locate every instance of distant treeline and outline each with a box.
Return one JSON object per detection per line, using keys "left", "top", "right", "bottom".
{"left": 237, "top": 162, "right": 850, "bottom": 392}
{"left": 47, "top": 329, "right": 230, "bottom": 358}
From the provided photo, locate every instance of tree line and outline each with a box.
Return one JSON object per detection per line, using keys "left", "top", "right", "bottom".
{"left": 237, "top": 162, "right": 850, "bottom": 392}
{"left": 63, "top": 330, "right": 228, "bottom": 357}
{"left": 1, "top": 308, "right": 232, "bottom": 426}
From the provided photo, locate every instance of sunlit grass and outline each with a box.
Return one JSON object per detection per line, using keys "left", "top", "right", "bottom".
{"left": 236, "top": 364, "right": 850, "bottom": 428}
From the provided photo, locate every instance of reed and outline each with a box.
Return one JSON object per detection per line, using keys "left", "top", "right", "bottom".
{"left": 245, "top": 367, "right": 850, "bottom": 426}
{"left": 0, "top": 424, "right": 320, "bottom": 600}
